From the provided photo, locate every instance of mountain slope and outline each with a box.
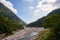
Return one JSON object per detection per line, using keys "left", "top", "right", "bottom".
{"left": 26, "top": 17, "right": 45, "bottom": 27}
{"left": 47, "top": 8, "right": 60, "bottom": 16}
{"left": 26, "top": 8, "right": 60, "bottom": 27}
{"left": 0, "top": 3, "right": 26, "bottom": 25}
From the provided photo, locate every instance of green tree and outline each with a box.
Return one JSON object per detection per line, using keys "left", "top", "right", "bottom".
{"left": 42, "top": 14, "right": 60, "bottom": 40}
{"left": 0, "top": 12, "right": 24, "bottom": 35}
{"left": 0, "top": 14, "right": 13, "bottom": 35}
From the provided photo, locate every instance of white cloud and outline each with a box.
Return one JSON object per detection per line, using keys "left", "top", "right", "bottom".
{"left": 36, "top": 0, "right": 58, "bottom": 12}
{"left": 29, "top": 0, "right": 60, "bottom": 19}
{"left": 0, "top": 0, "right": 17, "bottom": 14}
{"left": 32, "top": 0, "right": 60, "bottom": 17}
{"left": 44, "top": 0, "right": 56, "bottom": 3}
{"left": 34, "top": 9, "right": 40, "bottom": 16}
{"left": 29, "top": 6, "right": 34, "bottom": 10}
{"left": 23, "top": 0, "right": 34, "bottom": 2}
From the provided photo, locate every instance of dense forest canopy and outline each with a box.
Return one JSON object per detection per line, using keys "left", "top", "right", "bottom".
{"left": 0, "top": 3, "right": 25, "bottom": 35}
{"left": 0, "top": 12, "right": 24, "bottom": 35}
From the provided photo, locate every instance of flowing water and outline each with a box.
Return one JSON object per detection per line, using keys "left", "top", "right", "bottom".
{"left": 20, "top": 27, "right": 44, "bottom": 40}
{"left": 3, "top": 27, "right": 44, "bottom": 40}
{"left": 20, "top": 32, "right": 37, "bottom": 40}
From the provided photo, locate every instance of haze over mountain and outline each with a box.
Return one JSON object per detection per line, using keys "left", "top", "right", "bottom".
{"left": 26, "top": 8, "right": 60, "bottom": 27}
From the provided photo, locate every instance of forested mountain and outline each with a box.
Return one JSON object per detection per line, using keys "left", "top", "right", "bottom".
{"left": 26, "top": 17, "right": 45, "bottom": 27}
{"left": 0, "top": 3, "right": 26, "bottom": 35}
{"left": 0, "top": 3, "right": 26, "bottom": 25}
{"left": 26, "top": 8, "right": 60, "bottom": 27}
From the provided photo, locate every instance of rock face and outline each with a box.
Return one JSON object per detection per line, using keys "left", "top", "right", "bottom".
{"left": 26, "top": 8, "right": 60, "bottom": 27}
{"left": 0, "top": 3, "right": 26, "bottom": 25}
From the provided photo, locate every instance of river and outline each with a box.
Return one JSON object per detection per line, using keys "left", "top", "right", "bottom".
{"left": 3, "top": 27, "right": 44, "bottom": 40}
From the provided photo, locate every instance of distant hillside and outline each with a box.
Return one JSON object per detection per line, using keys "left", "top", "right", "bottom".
{"left": 26, "top": 17, "right": 45, "bottom": 27}
{"left": 26, "top": 8, "right": 60, "bottom": 27}
{"left": 47, "top": 8, "right": 60, "bottom": 16}
{"left": 0, "top": 3, "right": 26, "bottom": 25}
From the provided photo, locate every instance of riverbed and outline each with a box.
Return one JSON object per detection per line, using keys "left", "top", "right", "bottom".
{"left": 3, "top": 27, "right": 44, "bottom": 40}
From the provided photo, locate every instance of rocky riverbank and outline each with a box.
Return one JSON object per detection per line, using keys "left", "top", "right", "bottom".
{"left": 3, "top": 27, "right": 44, "bottom": 40}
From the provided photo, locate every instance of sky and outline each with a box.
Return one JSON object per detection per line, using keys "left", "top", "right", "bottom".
{"left": 0, "top": 0, "right": 60, "bottom": 24}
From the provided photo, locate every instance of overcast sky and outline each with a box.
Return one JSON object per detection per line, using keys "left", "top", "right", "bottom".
{"left": 0, "top": 0, "right": 60, "bottom": 24}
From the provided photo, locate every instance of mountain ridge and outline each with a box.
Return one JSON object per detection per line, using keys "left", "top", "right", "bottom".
{"left": 0, "top": 3, "right": 26, "bottom": 25}
{"left": 26, "top": 8, "right": 60, "bottom": 27}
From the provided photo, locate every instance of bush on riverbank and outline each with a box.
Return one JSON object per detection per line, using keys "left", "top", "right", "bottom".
{"left": 0, "top": 12, "right": 24, "bottom": 37}
{"left": 36, "top": 14, "right": 60, "bottom": 40}
{"left": 35, "top": 29, "right": 55, "bottom": 40}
